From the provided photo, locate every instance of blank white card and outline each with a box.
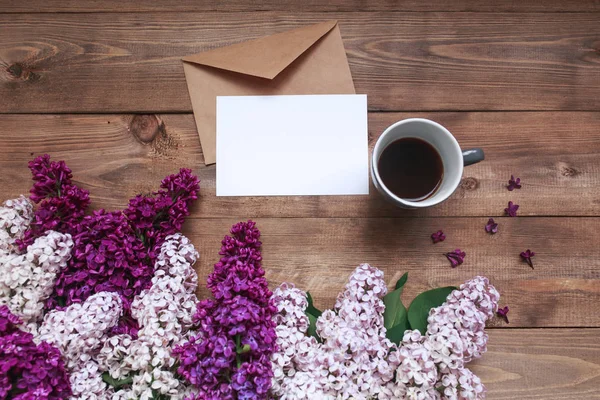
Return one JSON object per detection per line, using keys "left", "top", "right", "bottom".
{"left": 216, "top": 94, "right": 369, "bottom": 196}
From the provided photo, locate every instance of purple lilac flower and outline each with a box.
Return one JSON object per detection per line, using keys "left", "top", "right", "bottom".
{"left": 505, "top": 201, "right": 519, "bottom": 217}
{"left": 21, "top": 158, "right": 200, "bottom": 335}
{"left": 445, "top": 249, "right": 466, "bottom": 268}
{"left": 497, "top": 306, "right": 510, "bottom": 323}
{"left": 485, "top": 218, "right": 498, "bottom": 234}
{"left": 174, "top": 221, "right": 277, "bottom": 400}
{"left": 507, "top": 175, "right": 522, "bottom": 191}
{"left": 124, "top": 168, "right": 200, "bottom": 260}
{"left": 18, "top": 155, "right": 90, "bottom": 249}
{"left": 0, "top": 306, "right": 21, "bottom": 335}
{"left": 46, "top": 210, "right": 150, "bottom": 312}
{"left": 520, "top": 249, "right": 535, "bottom": 269}
{"left": 431, "top": 230, "right": 445, "bottom": 244}
{"left": 0, "top": 306, "right": 71, "bottom": 399}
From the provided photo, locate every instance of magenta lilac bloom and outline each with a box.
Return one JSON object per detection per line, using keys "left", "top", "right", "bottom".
{"left": 445, "top": 249, "right": 466, "bottom": 268}
{"left": 18, "top": 155, "right": 90, "bottom": 249}
{"left": 175, "top": 221, "right": 277, "bottom": 400}
{"left": 21, "top": 156, "right": 200, "bottom": 335}
{"left": 0, "top": 306, "right": 71, "bottom": 399}
{"left": 431, "top": 230, "right": 445, "bottom": 244}
{"left": 485, "top": 218, "right": 498, "bottom": 234}
{"left": 504, "top": 201, "right": 519, "bottom": 217}
{"left": 520, "top": 249, "right": 535, "bottom": 269}
{"left": 497, "top": 306, "right": 510, "bottom": 323}
{"left": 507, "top": 175, "right": 522, "bottom": 191}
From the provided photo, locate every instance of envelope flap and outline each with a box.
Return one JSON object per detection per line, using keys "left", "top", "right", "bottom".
{"left": 182, "top": 20, "right": 338, "bottom": 80}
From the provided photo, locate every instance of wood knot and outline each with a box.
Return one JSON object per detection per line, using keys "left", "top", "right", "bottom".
{"left": 558, "top": 162, "right": 579, "bottom": 177}
{"left": 5, "top": 63, "right": 40, "bottom": 82}
{"left": 460, "top": 177, "right": 479, "bottom": 190}
{"left": 129, "top": 115, "right": 163, "bottom": 144}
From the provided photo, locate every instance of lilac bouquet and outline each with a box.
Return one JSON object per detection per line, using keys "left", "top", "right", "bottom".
{"left": 1, "top": 155, "right": 503, "bottom": 399}
{"left": 270, "top": 264, "right": 499, "bottom": 399}
{"left": 0, "top": 155, "right": 202, "bottom": 399}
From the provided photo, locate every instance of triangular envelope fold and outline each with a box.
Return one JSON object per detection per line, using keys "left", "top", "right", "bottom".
{"left": 182, "top": 20, "right": 337, "bottom": 80}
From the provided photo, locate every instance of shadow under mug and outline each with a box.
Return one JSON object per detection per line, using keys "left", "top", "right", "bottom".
{"left": 371, "top": 118, "right": 484, "bottom": 209}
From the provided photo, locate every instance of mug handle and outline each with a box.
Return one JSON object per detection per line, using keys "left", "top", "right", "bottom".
{"left": 462, "top": 148, "right": 485, "bottom": 166}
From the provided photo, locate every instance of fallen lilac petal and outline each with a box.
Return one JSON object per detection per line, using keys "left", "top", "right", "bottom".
{"left": 504, "top": 201, "right": 519, "bottom": 217}
{"left": 520, "top": 249, "right": 535, "bottom": 269}
{"left": 507, "top": 175, "right": 522, "bottom": 191}
{"left": 497, "top": 306, "right": 510, "bottom": 323}
{"left": 445, "top": 249, "right": 466, "bottom": 268}
{"left": 431, "top": 230, "right": 446, "bottom": 244}
{"left": 485, "top": 218, "right": 498, "bottom": 234}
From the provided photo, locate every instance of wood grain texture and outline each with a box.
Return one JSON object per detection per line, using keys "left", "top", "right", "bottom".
{"left": 184, "top": 217, "right": 600, "bottom": 328}
{"left": 471, "top": 329, "right": 600, "bottom": 399}
{"left": 1, "top": 13, "right": 600, "bottom": 113}
{"left": 2, "top": 0, "right": 599, "bottom": 13}
{"left": 1, "top": 112, "right": 598, "bottom": 217}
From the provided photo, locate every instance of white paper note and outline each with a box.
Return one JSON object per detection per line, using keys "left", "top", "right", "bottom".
{"left": 216, "top": 94, "right": 369, "bottom": 196}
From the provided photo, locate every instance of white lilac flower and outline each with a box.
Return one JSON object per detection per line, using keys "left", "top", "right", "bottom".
{"left": 437, "top": 367, "right": 486, "bottom": 400}
{"left": 97, "top": 234, "right": 198, "bottom": 398}
{"left": 270, "top": 268, "right": 498, "bottom": 400}
{"left": 0, "top": 196, "right": 33, "bottom": 253}
{"left": 69, "top": 360, "right": 111, "bottom": 399}
{"left": 270, "top": 264, "right": 396, "bottom": 399}
{"left": 0, "top": 230, "right": 73, "bottom": 331}
{"left": 427, "top": 276, "right": 499, "bottom": 363}
{"left": 37, "top": 291, "right": 123, "bottom": 369}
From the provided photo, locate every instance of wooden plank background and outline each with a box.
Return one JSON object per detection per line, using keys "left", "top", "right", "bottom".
{"left": 1, "top": 0, "right": 600, "bottom": 13}
{"left": 1, "top": 2, "right": 599, "bottom": 398}
{"left": 1, "top": 13, "right": 600, "bottom": 113}
{"left": 1, "top": 113, "right": 598, "bottom": 217}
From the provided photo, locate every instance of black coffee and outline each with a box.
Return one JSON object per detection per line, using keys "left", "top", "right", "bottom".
{"left": 377, "top": 137, "right": 443, "bottom": 201}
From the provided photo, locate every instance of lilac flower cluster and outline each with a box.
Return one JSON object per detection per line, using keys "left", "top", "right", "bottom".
{"left": 37, "top": 291, "right": 123, "bottom": 398}
{"left": 0, "top": 229, "right": 73, "bottom": 333}
{"left": 0, "top": 306, "right": 71, "bottom": 399}
{"left": 15, "top": 155, "right": 200, "bottom": 335}
{"left": 0, "top": 196, "right": 33, "bottom": 254}
{"left": 98, "top": 234, "right": 200, "bottom": 399}
{"left": 270, "top": 266, "right": 499, "bottom": 400}
{"left": 46, "top": 210, "right": 151, "bottom": 316}
{"left": 175, "top": 221, "right": 277, "bottom": 400}
{"left": 18, "top": 155, "right": 90, "bottom": 250}
{"left": 271, "top": 264, "right": 396, "bottom": 399}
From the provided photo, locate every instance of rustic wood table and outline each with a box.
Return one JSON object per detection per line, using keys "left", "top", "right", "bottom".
{"left": 1, "top": 1, "right": 600, "bottom": 398}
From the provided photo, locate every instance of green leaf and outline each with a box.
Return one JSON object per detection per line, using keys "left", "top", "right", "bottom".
{"left": 305, "top": 292, "right": 323, "bottom": 342}
{"left": 386, "top": 317, "right": 410, "bottom": 345}
{"left": 407, "top": 286, "right": 456, "bottom": 335}
{"left": 306, "top": 312, "right": 322, "bottom": 342}
{"left": 306, "top": 291, "right": 322, "bottom": 317}
{"left": 102, "top": 372, "right": 133, "bottom": 389}
{"left": 395, "top": 272, "right": 409, "bottom": 290}
{"left": 383, "top": 273, "right": 409, "bottom": 330}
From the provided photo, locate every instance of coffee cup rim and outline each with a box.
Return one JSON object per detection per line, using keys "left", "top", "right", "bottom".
{"left": 372, "top": 118, "right": 464, "bottom": 208}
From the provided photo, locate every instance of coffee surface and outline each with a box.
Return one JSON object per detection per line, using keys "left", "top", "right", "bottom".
{"left": 377, "top": 137, "right": 443, "bottom": 201}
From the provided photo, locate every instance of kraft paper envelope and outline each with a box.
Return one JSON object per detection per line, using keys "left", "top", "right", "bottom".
{"left": 182, "top": 20, "right": 356, "bottom": 165}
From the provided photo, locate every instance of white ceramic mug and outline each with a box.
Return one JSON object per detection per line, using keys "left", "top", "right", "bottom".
{"left": 371, "top": 118, "right": 484, "bottom": 208}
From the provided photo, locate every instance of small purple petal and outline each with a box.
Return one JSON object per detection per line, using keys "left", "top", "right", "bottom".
{"left": 497, "top": 306, "right": 510, "bottom": 323}
{"left": 485, "top": 218, "right": 498, "bottom": 234}
{"left": 431, "top": 230, "right": 446, "bottom": 244}
{"left": 520, "top": 249, "right": 535, "bottom": 269}
{"left": 505, "top": 201, "right": 519, "bottom": 217}
{"left": 445, "top": 249, "right": 466, "bottom": 268}
{"left": 507, "top": 175, "right": 522, "bottom": 191}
